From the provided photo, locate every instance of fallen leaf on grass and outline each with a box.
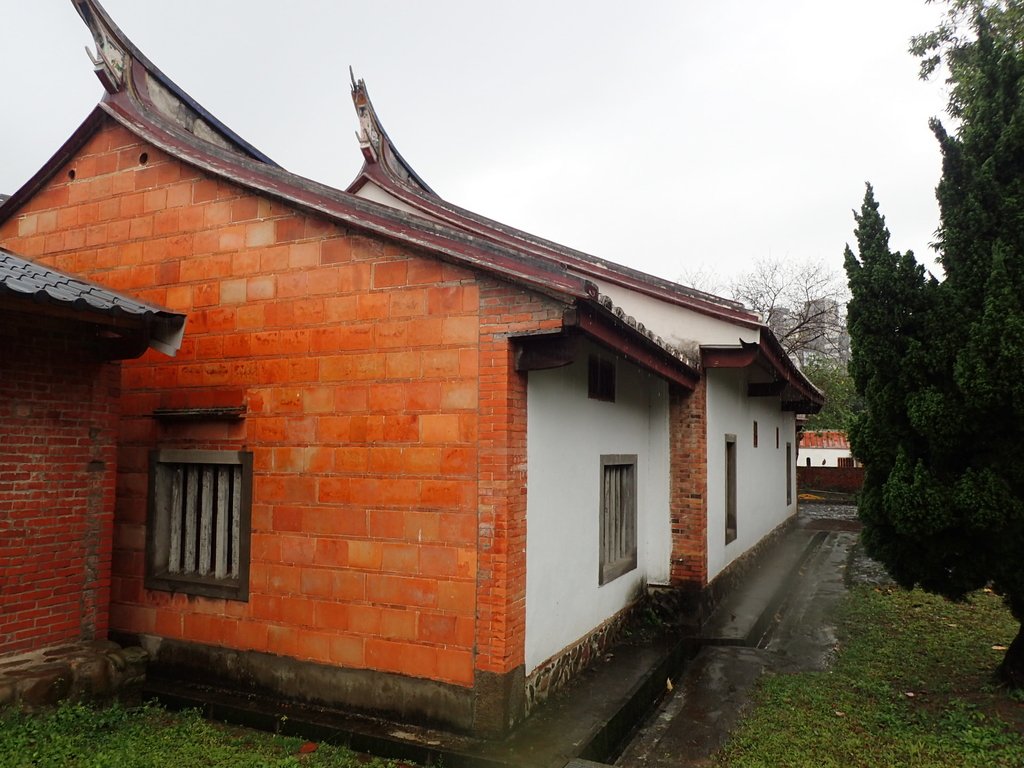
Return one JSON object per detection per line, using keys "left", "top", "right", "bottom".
{"left": 992, "top": 645, "right": 1008, "bottom": 651}
{"left": 905, "top": 692, "right": 915, "bottom": 698}
{"left": 834, "top": 711, "right": 846, "bottom": 717}
{"left": 298, "top": 742, "right": 318, "bottom": 754}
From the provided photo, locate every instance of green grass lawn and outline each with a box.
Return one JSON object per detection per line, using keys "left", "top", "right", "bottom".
{"left": 715, "top": 585, "right": 1024, "bottom": 767}
{"left": 0, "top": 701, "right": 415, "bottom": 768}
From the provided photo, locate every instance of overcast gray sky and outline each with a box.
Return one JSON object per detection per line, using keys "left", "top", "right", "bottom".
{"left": 3, "top": 1, "right": 949, "bottom": 287}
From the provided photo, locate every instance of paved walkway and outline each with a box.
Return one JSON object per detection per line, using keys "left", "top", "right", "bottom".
{"left": 615, "top": 505, "right": 868, "bottom": 768}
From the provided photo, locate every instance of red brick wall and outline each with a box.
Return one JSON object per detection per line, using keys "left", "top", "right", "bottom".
{"left": 475, "top": 279, "right": 562, "bottom": 679}
{"left": 0, "top": 117, "right": 567, "bottom": 693}
{"left": 669, "top": 379, "right": 708, "bottom": 587}
{"left": 0, "top": 310, "right": 119, "bottom": 656}
{"left": 797, "top": 466, "right": 864, "bottom": 496}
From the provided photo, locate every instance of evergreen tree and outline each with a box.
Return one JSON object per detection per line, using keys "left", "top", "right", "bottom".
{"left": 847, "top": 1, "right": 1024, "bottom": 685}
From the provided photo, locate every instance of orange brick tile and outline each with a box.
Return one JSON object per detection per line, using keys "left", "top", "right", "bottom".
{"left": 380, "top": 608, "right": 417, "bottom": 641}
{"left": 417, "top": 613, "right": 458, "bottom": 645}
{"left": 315, "top": 601, "right": 349, "bottom": 630}
{"left": 313, "top": 538, "right": 348, "bottom": 567}
{"left": 348, "top": 605, "right": 382, "bottom": 635}
{"left": 381, "top": 543, "right": 419, "bottom": 574}
{"left": 372, "top": 260, "right": 407, "bottom": 288}
{"left": 436, "top": 647, "right": 474, "bottom": 686}
{"left": 289, "top": 242, "right": 320, "bottom": 268}
{"left": 321, "top": 237, "right": 351, "bottom": 264}
{"left": 348, "top": 541, "right": 383, "bottom": 570}
{"left": 299, "top": 568, "right": 333, "bottom": 598}
{"left": 420, "top": 414, "right": 461, "bottom": 443}
{"left": 247, "top": 275, "right": 275, "bottom": 301}
{"left": 330, "top": 635, "right": 365, "bottom": 667}
{"left": 302, "top": 507, "right": 367, "bottom": 537}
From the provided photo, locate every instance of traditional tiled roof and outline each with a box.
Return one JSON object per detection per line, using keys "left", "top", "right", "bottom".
{"left": 0, "top": 247, "right": 185, "bottom": 355}
{"left": 799, "top": 430, "right": 850, "bottom": 450}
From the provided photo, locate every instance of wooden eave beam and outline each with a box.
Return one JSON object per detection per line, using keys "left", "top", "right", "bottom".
{"left": 514, "top": 332, "right": 579, "bottom": 372}
{"left": 564, "top": 304, "right": 699, "bottom": 391}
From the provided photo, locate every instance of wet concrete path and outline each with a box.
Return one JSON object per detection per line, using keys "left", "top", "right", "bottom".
{"left": 615, "top": 505, "right": 864, "bottom": 768}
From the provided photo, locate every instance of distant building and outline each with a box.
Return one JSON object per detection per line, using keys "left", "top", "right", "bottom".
{"left": 799, "top": 430, "right": 858, "bottom": 468}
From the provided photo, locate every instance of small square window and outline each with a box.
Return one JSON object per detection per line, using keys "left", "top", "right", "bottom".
{"left": 588, "top": 355, "right": 616, "bottom": 402}
{"left": 146, "top": 449, "right": 253, "bottom": 601}
{"left": 599, "top": 454, "right": 637, "bottom": 584}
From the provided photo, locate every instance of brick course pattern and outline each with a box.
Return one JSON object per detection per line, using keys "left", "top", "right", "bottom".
{"left": 668, "top": 380, "right": 708, "bottom": 587}
{"left": 0, "top": 118, "right": 569, "bottom": 693}
{"left": 0, "top": 310, "right": 119, "bottom": 657}
{"left": 797, "top": 466, "right": 864, "bottom": 496}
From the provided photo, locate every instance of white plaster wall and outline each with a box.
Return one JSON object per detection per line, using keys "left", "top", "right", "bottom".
{"left": 353, "top": 181, "right": 442, "bottom": 222}
{"left": 799, "top": 447, "right": 851, "bottom": 467}
{"left": 525, "top": 346, "right": 670, "bottom": 675}
{"left": 705, "top": 368, "right": 797, "bottom": 581}
{"left": 589, "top": 278, "right": 760, "bottom": 348}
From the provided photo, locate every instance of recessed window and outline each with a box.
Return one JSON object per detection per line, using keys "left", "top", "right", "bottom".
{"left": 725, "top": 435, "right": 737, "bottom": 544}
{"left": 599, "top": 454, "right": 637, "bottom": 585}
{"left": 147, "top": 449, "right": 253, "bottom": 600}
{"left": 786, "top": 442, "right": 793, "bottom": 506}
{"left": 776, "top": 427, "right": 780, "bottom": 449}
{"left": 588, "top": 354, "right": 616, "bottom": 402}
{"left": 753, "top": 421, "right": 758, "bottom": 448}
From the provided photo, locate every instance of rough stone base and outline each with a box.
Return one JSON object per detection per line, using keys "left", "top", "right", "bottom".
{"left": 524, "top": 602, "right": 638, "bottom": 716}
{"left": 0, "top": 641, "right": 148, "bottom": 710}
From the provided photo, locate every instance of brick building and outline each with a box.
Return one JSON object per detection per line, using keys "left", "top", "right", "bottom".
{"left": 0, "top": 248, "right": 184, "bottom": 657}
{"left": 0, "top": 0, "right": 821, "bottom": 733}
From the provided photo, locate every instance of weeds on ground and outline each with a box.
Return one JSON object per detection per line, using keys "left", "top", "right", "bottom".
{"left": 715, "top": 586, "right": 1024, "bottom": 767}
{"left": 0, "top": 701, "right": 412, "bottom": 768}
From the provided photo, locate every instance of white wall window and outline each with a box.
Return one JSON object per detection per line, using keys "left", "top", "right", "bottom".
{"left": 725, "top": 434, "right": 737, "bottom": 544}
{"left": 786, "top": 442, "right": 793, "bottom": 506}
{"left": 146, "top": 449, "right": 253, "bottom": 600}
{"left": 588, "top": 355, "right": 616, "bottom": 402}
{"left": 599, "top": 454, "right": 637, "bottom": 585}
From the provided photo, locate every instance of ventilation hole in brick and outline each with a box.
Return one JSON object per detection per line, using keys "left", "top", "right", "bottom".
{"left": 139, "top": 152, "right": 149, "bottom": 165}
{"left": 68, "top": 169, "right": 76, "bottom": 180}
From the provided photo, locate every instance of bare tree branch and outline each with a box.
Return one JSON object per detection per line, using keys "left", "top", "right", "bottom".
{"left": 729, "top": 257, "right": 849, "bottom": 364}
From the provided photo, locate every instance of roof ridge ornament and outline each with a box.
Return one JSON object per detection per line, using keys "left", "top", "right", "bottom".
{"left": 350, "top": 67, "right": 381, "bottom": 164}
{"left": 76, "top": 0, "right": 126, "bottom": 93}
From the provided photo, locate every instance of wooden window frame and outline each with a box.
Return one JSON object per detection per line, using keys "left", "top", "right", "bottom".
{"left": 786, "top": 442, "right": 793, "bottom": 506}
{"left": 725, "top": 434, "right": 738, "bottom": 544}
{"left": 146, "top": 449, "right": 253, "bottom": 601}
{"left": 599, "top": 454, "right": 638, "bottom": 585}
{"left": 588, "top": 354, "right": 616, "bottom": 402}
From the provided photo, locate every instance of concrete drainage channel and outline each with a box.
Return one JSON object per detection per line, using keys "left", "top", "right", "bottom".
{"left": 143, "top": 527, "right": 840, "bottom": 768}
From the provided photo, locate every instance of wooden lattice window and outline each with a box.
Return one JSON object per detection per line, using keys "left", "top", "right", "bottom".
{"left": 599, "top": 454, "right": 637, "bottom": 585}
{"left": 588, "top": 355, "right": 616, "bottom": 402}
{"left": 146, "top": 449, "right": 252, "bottom": 600}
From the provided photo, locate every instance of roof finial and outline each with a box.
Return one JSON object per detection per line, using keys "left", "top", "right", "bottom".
{"left": 349, "top": 68, "right": 380, "bottom": 164}
{"left": 74, "top": 0, "right": 127, "bottom": 93}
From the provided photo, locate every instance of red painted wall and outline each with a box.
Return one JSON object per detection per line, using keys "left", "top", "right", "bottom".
{"left": 0, "top": 309, "right": 119, "bottom": 656}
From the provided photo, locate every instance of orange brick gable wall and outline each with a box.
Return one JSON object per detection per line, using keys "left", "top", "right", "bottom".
{"left": 0, "top": 118, "right": 570, "bottom": 697}
{"left": 0, "top": 310, "right": 119, "bottom": 656}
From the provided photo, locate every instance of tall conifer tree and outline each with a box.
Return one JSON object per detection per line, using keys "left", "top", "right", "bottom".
{"left": 846, "top": 1, "right": 1024, "bottom": 685}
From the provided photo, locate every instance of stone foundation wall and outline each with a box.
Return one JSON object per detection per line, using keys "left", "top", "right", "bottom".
{"left": 524, "top": 602, "right": 637, "bottom": 715}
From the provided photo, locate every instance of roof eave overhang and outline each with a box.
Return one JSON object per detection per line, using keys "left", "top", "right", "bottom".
{"left": 702, "top": 336, "right": 824, "bottom": 414}
{"left": 0, "top": 291, "right": 185, "bottom": 359}
{"left": 563, "top": 300, "right": 700, "bottom": 391}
